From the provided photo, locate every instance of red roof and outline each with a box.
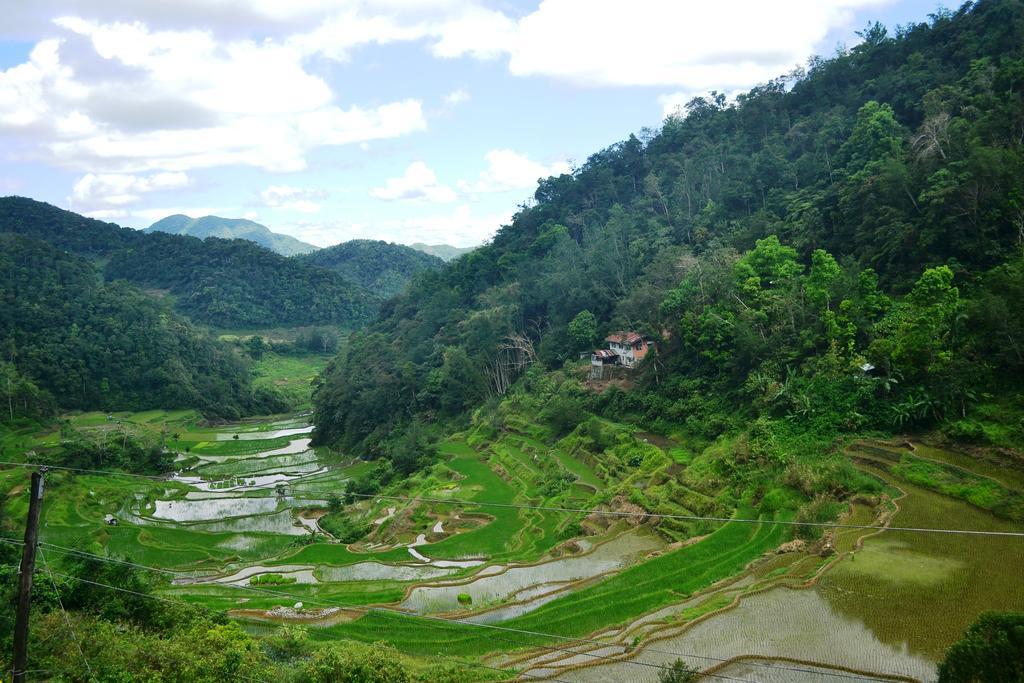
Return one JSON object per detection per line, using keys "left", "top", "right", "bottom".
{"left": 606, "top": 332, "right": 643, "bottom": 345}
{"left": 592, "top": 349, "right": 618, "bottom": 360}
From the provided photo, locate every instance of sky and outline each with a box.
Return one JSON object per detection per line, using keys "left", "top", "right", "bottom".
{"left": 0, "top": 0, "right": 940, "bottom": 248}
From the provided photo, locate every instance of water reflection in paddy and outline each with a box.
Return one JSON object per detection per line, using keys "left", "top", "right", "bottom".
{"left": 542, "top": 458, "right": 1024, "bottom": 683}
{"left": 152, "top": 496, "right": 281, "bottom": 522}
{"left": 172, "top": 467, "right": 328, "bottom": 492}
{"left": 194, "top": 508, "right": 313, "bottom": 535}
{"left": 317, "top": 562, "right": 458, "bottom": 582}
{"left": 401, "top": 529, "right": 663, "bottom": 614}
{"left": 549, "top": 588, "right": 936, "bottom": 682}
{"left": 215, "top": 426, "right": 314, "bottom": 441}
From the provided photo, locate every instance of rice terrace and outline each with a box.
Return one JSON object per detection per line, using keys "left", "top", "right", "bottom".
{"left": 3, "top": 0, "right": 1024, "bottom": 680}
{"left": 2, "top": 392, "right": 1021, "bottom": 680}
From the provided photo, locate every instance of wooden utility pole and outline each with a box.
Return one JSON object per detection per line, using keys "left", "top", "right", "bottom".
{"left": 12, "top": 470, "right": 44, "bottom": 683}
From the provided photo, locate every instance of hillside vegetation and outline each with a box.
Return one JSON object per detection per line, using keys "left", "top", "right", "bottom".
{"left": 313, "top": 0, "right": 1024, "bottom": 466}
{"left": 409, "top": 243, "right": 477, "bottom": 261}
{"left": 0, "top": 233, "right": 284, "bottom": 419}
{"left": 297, "top": 239, "right": 444, "bottom": 297}
{"left": 0, "top": 198, "right": 378, "bottom": 328}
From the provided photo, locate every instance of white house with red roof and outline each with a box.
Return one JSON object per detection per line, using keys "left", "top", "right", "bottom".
{"left": 591, "top": 332, "right": 651, "bottom": 369}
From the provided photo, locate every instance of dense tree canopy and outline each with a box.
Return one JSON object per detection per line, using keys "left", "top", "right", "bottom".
{"left": 0, "top": 234, "right": 284, "bottom": 419}
{"left": 0, "top": 197, "right": 379, "bottom": 329}
{"left": 314, "top": 0, "right": 1024, "bottom": 460}
{"left": 296, "top": 239, "right": 445, "bottom": 297}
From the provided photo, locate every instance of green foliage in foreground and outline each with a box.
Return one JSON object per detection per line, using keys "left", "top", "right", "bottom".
{"left": 0, "top": 546, "right": 483, "bottom": 682}
{"left": 659, "top": 659, "right": 700, "bottom": 683}
{"left": 938, "top": 611, "right": 1024, "bottom": 683}
{"left": 302, "top": 641, "right": 411, "bottom": 683}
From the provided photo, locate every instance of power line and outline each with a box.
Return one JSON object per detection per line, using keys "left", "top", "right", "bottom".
{"left": 35, "top": 541, "right": 941, "bottom": 683}
{"left": 38, "top": 550, "right": 92, "bottom": 678}
{"left": 45, "top": 565, "right": 576, "bottom": 683}
{"left": 5, "top": 459, "right": 1024, "bottom": 537}
{"left": 41, "top": 542, "right": 921, "bottom": 683}
{"left": 39, "top": 543, "right": 759, "bottom": 683}
{"left": 323, "top": 490, "right": 1024, "bottom": 538}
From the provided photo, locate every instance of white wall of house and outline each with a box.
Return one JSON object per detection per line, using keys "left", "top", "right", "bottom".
{"left": 609, "top": 341, "right": 637, "bottom": 367}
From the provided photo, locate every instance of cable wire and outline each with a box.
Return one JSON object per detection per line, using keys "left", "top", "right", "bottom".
{"left": 4, "top": 459, "right": 1021, "bottom": 537}
{"left": 45, "top": 566, "right": 576, "bottom": 683}
{"left": 39, "top": 542, "right": 925, "bottom": 683}
{"left": 39, "top": 549, "right": 93, "bottom": 678}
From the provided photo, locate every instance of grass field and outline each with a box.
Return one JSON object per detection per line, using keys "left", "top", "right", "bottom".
{"left": 252, "top": 352, "right": 332, "bottom": 410}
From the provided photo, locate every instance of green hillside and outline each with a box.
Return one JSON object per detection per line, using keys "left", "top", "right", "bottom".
{"left": 297, "top": 239, "right": 444, "bottom": 297}
{"left": 0, "top": 198, "right": 378, "bottom": 329}
{"left": 408, "top": 242, "right": 477, "bottom": 262}
{"left": 0, "top": 233, "right": 284, "bottom": 419}
{"left": 313, "top": 0, "right": 1024, "bottom": 461}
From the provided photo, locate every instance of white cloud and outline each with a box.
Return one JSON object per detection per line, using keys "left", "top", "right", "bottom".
{"left": 70, "top": 171, "right": 189, "bottom": 207}
{"left": 430, "top": 6, "right": 517, "bottom": 60}
{"left": 381, "top": 203, "right": 509, "bottom": 246}
{"left": 285, "top": 203, "right": 506, "bottom": 248}
{"left": 442, "top": 88, "right": 470, "bottom": 106}
{"left": 371, "top": 161, "right": 457, "bottom": 203}
{"left": 260, "top": 185, "right": 325, "bottom": 213}
{"left": 0, "top": 17, "right": 427, "bottom": 174}
{"left": 436, "top": 0, "right": 890, "bottom": 89}
{"left": 459, "top": 149, "right": 569, "bottom": 194}
{"left": 82, "top": 205, "right": 227, "bottom": 223}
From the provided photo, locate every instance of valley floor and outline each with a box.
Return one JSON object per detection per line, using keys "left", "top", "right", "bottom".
{"left": 2, "top": 406, "right": 1022, "bottom": 682}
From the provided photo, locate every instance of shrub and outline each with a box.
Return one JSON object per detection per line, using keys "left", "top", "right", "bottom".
{"left": 938, "top": 611, "right": 1024, "bottom": 682}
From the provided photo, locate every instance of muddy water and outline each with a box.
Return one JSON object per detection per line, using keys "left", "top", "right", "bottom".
{"left": 817, "top": 465, "right": 1024, "bottom": 661}
{"left": 550, "top": 588, "right": 936, "bottom": 682}
{"left": 152, "top": 496, "right": 281, "bottom": 522}
{"left": 318, "top": 562, "right": 457, "bottom": 582}
{"left": 215, "top": 426, "right": 314, "bottom": 441}
{"left": 401, "top": 529, "right": 663, "bottom": 615}
{"left": 540, "top": 458, "right": 1024, "bottom": 683}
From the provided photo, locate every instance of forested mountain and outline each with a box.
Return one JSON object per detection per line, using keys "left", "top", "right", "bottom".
{"left": 0, "top": 233, "right": 284, "bottom": 419}
{"left": 313, "top": 0, "right": 1024, "bottom": 460}
{"left": 105, "top": 232, "right": 378, "bottom": 328}
{"left": 409, "top": 243, "right": 476, "bottom": 261}
{"left": 147, "top": 214, "right": 318, "bottom": 256}
{"left": 0, "top": 198, "right": 378, "bottom": 328}
{"left": 296, "top": 239, "right": 444, "bottom": 296}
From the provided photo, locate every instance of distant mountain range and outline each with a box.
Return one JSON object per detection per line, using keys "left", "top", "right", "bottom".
{"left": 145, "top": 214, "right": 476, "bottom": 263}
{"left": 409, "top": 243, "right": 476, "bottom": 261}
{"left": 146, "top": 214, "right": 319, "bottom": 256}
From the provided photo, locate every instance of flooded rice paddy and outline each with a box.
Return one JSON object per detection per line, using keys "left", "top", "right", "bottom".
{"left": 67, "top": 413, "right": 1023, "bottom": 683}
{"left": 523, "top": 444, "right": 1024, "bottom": 682}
